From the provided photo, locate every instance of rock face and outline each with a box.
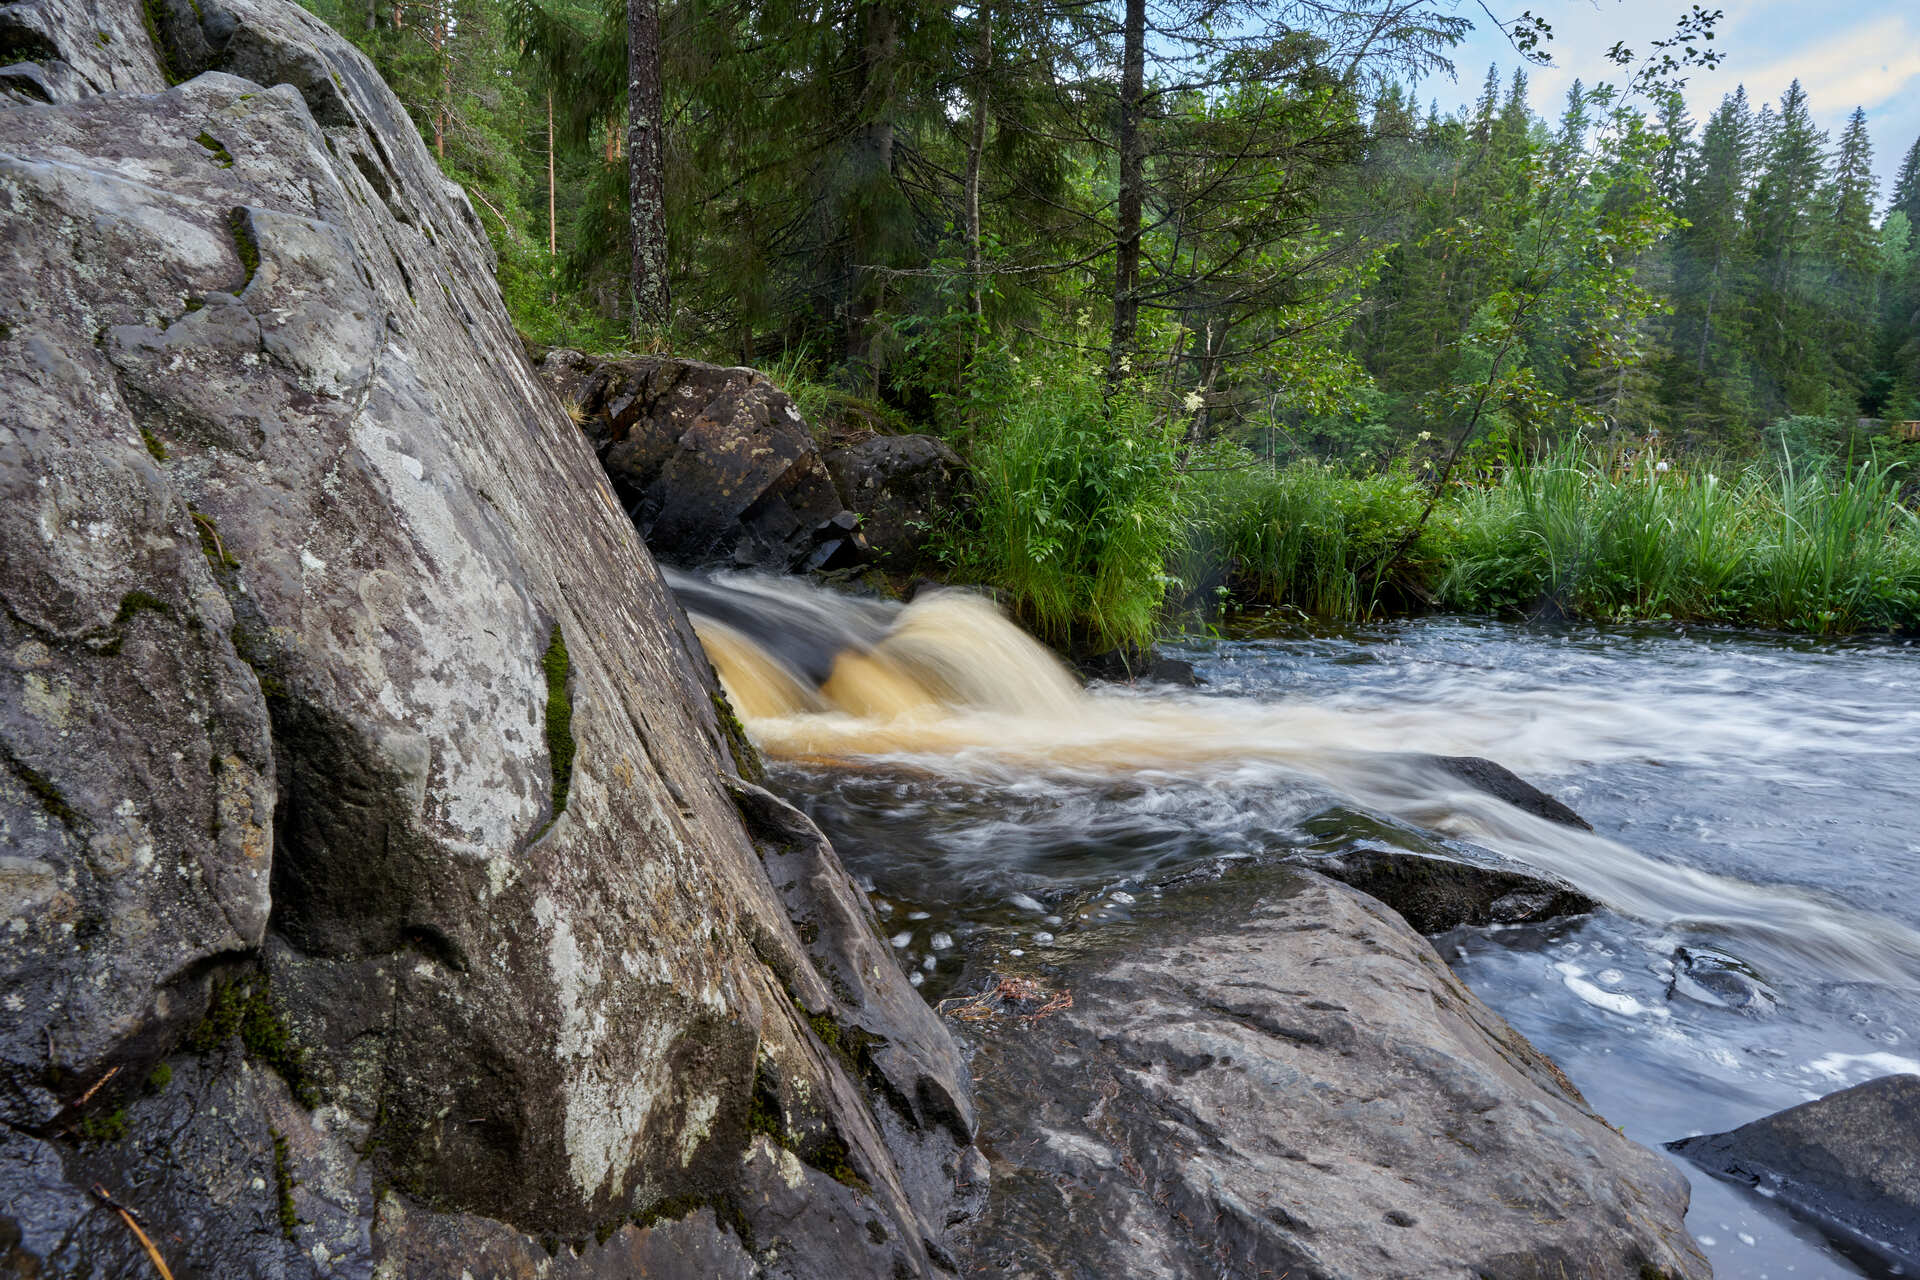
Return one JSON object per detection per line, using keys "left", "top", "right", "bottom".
{"left": 0, "top": 3, "right": 977, "bottom": 1275}
{"left": 1668, "top": 1074, "right": 1920, "bottom": 1271}
{"left": 956, "top": 866, "right": 1708, "bottom": 1279}
{"left": 532, "top": 346, "right": 967, "bottom": 574}
{"left": 821, "top": 434, "right": 969, "bottom": 573}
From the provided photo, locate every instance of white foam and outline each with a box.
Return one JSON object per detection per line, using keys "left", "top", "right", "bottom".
{"left": 1808, "top": 1050, "right": 1920, "bottom": 1081}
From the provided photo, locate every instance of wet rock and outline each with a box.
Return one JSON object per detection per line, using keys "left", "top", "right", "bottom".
{"left": 1666, "top": 945, "right": 1778, "bottom": 1015}
{"left": 822, "top": 434, "right": 970, "bottom": 572}
{"left": 955, "top": 866, "right": 1708, "bottom": 1278}
{"left": 532, "top": 346, "right": 969, "bottom": 576}
{"left": 0, "top": 2, "right": 976, "bottom": 1274}
{"left": 1284, "top": 844, "right": 1597, "bottom": 933}
{"left": 1668, "top": 1074, "right": 1920, "bottom": 1272}
{"left": 531, "top": 346, "right": 856, "bottom": 572}
{"left": 1428, "top": 755, "right": 1594, "bottom": 830}
{"left": 1077, "top": 646, "right": 1205, "bottom": 687}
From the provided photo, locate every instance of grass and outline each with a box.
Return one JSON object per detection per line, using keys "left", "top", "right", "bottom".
{"left": 951, "top": 431, "right": 1920, "bottom": 640}
{"left": 938, "top": 346, "right": 1185, "bottom": 653}
{"left": 1434, "top": 445, "right": 1920, "bottom": 633}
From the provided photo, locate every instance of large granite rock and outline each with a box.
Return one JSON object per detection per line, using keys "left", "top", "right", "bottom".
{"left": 1668, "top": 1074, "right": 1920, "bottom": 1272}
{"left": 0, "top": 2, "right": 977, "bottom": 1275}
{"left": 532, "top": 346, "right": 968, "bottom": 574}
{"left": 956, "top": 867, "right": 1708, "bottom": 1279}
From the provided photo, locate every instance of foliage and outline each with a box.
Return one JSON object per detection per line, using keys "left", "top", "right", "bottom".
{"left": 937, "top": 335, "right": 1187, "bottom": 652}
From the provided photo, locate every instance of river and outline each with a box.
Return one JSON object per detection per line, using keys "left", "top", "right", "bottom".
{"left": 674, "top": 571, "right": 1920, "bottom": 1279}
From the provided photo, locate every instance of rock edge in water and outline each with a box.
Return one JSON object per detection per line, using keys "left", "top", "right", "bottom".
{"left": 953, "top": 865, "right": 1709, "bottom": 1279}
{"left": 1668, "top": 1073, "right": 1920, "bottom": 1273}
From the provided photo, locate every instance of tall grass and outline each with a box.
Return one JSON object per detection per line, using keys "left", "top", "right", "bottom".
{"left": 942, "top": 348, "right": 1186, "bottom": 652}
{"left": 1433, "top": 445, "right": 1920, "bottom": 632}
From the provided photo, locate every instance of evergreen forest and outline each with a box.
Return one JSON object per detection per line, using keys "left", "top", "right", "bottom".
{"left": 299, "top": 0, "right": 1920, "bottom": 643}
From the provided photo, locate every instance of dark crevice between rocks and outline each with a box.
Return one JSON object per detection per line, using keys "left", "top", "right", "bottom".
{"left": 139, "top": 0, "right": 183, "bottom": 84}
{"left": 0, "top": 19, "right": 61, "bottom": 65}
{"left": 226, "top": 208, "right": 260, "bottom": 291}
{"left": 542, "top": 624, "right": 574, "bottom": 817}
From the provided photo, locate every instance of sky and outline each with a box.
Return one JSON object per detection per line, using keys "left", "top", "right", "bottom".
{"left": 1413, "top": 0, "right": 1920, "bottom": 209}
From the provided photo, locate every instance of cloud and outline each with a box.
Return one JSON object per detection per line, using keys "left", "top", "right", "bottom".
{"left": 1729, "top": 12, "right": 1920, "bottom": 113}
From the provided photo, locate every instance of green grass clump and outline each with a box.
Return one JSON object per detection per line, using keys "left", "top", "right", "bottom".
{"left": 938, "top": 344, "right": 1185, "bottom": 653}
{"left": 1435, "top": 443, "right": 1920, "bottom": 633}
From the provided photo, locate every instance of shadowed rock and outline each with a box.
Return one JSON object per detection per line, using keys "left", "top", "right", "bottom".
{"left": 1669, "top": 1074, "right": 1920, "bottom": 1272}
{"left": 953, "top": 866, "right": 1708, "bottom": 1278}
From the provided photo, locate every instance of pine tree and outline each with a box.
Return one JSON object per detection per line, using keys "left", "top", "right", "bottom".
{"left": 1744, "top": 80, "right": 1832, "bottom": 416}
{"left": 1891, "top": 137, "right": 1920, "bottom": 248}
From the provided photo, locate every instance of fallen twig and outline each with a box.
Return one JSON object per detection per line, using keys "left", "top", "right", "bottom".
{"left": 91, "top": 1185, "right": 175, "bottom": 1280}
{"left": 76, "top": 1065, "right": 120, "bottom": 1106}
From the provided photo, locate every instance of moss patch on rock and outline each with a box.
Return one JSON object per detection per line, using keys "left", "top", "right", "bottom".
{"left": 226, "top": 207, "right": 259, "bottom": 289}
{"left": 195, "top": 131, "right": 235, "bottom": 168}
{"left": 711, "top": 690, "right": 763, "bottom": 783}
{"left": 542, "top": 624, "right": 574, "bottom": 814}
{"left": 188, "top": 974, "right": 319, "bottom": 1108}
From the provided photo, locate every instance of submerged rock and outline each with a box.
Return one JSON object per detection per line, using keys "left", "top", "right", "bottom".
{"left": 1285, "top": 844, "right": 1597, "bottom": 933}
{"left": 954, "top": 866, "right": 1708, "bottom": 1278}
{"left": 1667, "top": 1074, "right": 1920, "bottom": 1273}
{"left": 0, "top": 1, "right": 976, "bottom": 1274}
{"left": 1428, "top": 755, "right": 1595, "bottom": 830}
{"left": 1666, "top": 945, "right": 1778, "bottom": 1015}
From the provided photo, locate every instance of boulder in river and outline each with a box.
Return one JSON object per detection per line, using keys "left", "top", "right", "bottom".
{"left": 953, "top": 866, "right": 1709, "bottom": 1279}
{"left": 1668, "top": 1073, "right": 1920, "bottom": 1272}
{"left": 533, "top": 345, "right": 971, "bottom": 575}
{"left": 1285, "top": 843, "right": 1598, "bottom": 933}
{"left": 0, "top": 1, "right": 976, "bottom": 1273}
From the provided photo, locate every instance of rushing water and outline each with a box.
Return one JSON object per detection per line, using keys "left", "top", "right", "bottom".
{"left": 672, "top": 570, "right": 1920, "bottom": 1280}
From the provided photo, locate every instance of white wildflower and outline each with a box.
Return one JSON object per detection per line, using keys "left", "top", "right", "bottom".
{"left": 1417, "top": 430, "right": 1432, "bottom": 442}
{"left": 1182, "top": 391, "right": 1205, "bottom": 413}
{"left": 1654, "top": 460, "right": 1670, "bottom": 473}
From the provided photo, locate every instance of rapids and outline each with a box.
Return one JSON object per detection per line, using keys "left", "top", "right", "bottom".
{"left": 672, "top": 568, "right": 1920, "bottom": 1279}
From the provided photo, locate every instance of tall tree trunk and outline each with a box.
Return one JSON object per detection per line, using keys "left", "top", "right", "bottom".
{"left": 432, "top": 2, "right": 449, "bottom": 158}
{"left": 845, "top": 2, "right": 899, "bottom": 389}
{"left": 1108, "top": 0, "right": 1146, "bottom": 386}
{"left": 546, "top": 91, "right": 557, "bottom": 258}
{"left": 628, "top": 0, "right": 670, "bottom": 334}
{"left": 963, "top": 4, "right": 992, "bottom": 340}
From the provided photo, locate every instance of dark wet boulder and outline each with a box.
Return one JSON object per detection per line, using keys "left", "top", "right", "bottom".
{"left": 0, "top": 1, "right": 977, "bottom": 1274}
{"left": 1428, "top": 755, "right": 1594, "bottom": 830}
{"left": 532, "top": 345, "right": 861, "bottom": 571}
{"left": 822, "top": 434, "right": 970, "bottom": 572}
{"left": 954, "top": 866, "right": 1708, "bottom": 1279}
{"left": 1668, "top": 1074, "right": 1920, "bottom": 1273}
{"left": 1284, "top": 844, "right": 1596, "bottom": 933}
{"left": 1666, "top": 945, "right": 1778, "bottom": 1015}
{"left": 1076, "top": 646, "right": 1205, "bottom": 687}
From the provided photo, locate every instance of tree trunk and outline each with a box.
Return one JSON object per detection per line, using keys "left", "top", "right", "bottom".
{"left": 1108, "top": 0, "right": 1146, "bottom": 386}
{"left": 628, "top": 0, "right": 670, "bottom": 334}
{"left": 432, "top": 2, "right": 449, "bottom": 158}
{"left": 963, "top": 3, "right": 992, "bottom": 339}
{"left": 845, "top": 2, "right": 899, "bottom": 389}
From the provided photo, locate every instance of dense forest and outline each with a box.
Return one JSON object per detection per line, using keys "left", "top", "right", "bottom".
{"left": 299, "top": 0, "right": 1920, "bottom": 642}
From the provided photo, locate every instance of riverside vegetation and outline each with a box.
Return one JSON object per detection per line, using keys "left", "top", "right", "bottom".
{"left": 304, "top": 0, "right": 1920, "bottom": 649}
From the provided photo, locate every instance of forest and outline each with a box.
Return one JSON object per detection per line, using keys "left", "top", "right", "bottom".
{"left": 297, "top": 0, "right": 1920, "bottom": 646}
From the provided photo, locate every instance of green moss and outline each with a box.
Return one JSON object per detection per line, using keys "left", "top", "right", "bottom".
{"left": 542, "top": 625, "right": 574, "bottom": 815}
{"left": 115, "top": 590, "right": 169, "bottom": 624}
{"left": 195, "top": 131, "right": 235, "bottom": 169}
{"left": 226, "top": 208, "right": 259, "bottom": 290}
{"left": 270, "top": 1128, "right": 298, "bottom": 1238}
{"left": 75, "top": 1106, "right": 129, "bottom": 1143}
{"left": 711, "top": 691, "right": 763, "bottom": 783}
{"left": 146, "top": 1062, "right": 172, "bottom": 1092}
{"left": 139, "top": 425, "right": 168, "bottom": 461}
{"left": 140, "top": 0, "right": 181, "bottom": 84}
{"left": 182, "top": 296, "right": 205, "bottom": 314}
{"left": 96, "top": 29, "right": 111, "bottom": 45}
{"left": 188, "top": 975, "right": 318, "bottom": 1108}
{"left": 633, "top": 1192, "right": 756, "bottom": 1254}
{"left": 1, "top": 744, "right": 80, "bottom": 831}
{"left": 0, "top": 321, "right": 12, "bottom": 342}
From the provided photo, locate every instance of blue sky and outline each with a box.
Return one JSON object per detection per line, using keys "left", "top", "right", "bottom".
{"left": 1414, "top": 0, "right": 1920, "bottom": 208}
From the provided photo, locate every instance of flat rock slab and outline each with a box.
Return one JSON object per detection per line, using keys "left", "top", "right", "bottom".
{"left": 954, "top": 866, "right": 1707, "bottom": 1279}
{"left": 1668, "top": 1073, "right": 1920, "bottom": 1272}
